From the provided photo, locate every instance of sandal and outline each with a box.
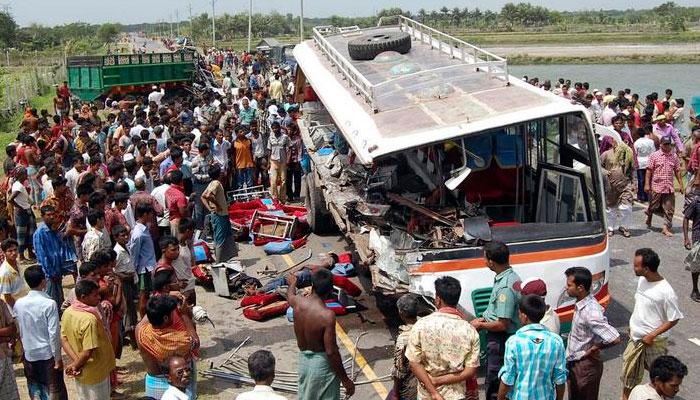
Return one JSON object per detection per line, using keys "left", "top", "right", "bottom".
{"left": 619, "top": 227, "right": 631, "bottom": 238}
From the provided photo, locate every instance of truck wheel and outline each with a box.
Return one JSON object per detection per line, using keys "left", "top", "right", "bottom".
{"left": 304, "top": 174, "right": 336, "bottom": 234}
{"left": 347, "top": 32, "right": 412, "bottom": 61}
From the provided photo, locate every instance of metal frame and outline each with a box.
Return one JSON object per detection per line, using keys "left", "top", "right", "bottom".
{"left": 311, "top": 15, "right": 509, "bottom": 113}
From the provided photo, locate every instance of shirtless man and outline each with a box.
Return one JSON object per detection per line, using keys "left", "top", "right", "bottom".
{"left": 287, "top": 269, "right": 355, "bottom": 399}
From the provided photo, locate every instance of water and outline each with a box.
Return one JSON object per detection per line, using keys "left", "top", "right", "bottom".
{"left": 509, "top": 64, "right": 700, "bottom": 109}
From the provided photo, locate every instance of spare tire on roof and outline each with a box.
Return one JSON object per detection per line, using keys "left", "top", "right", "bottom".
{"left": 348, "top": 31, "right": 411, "bottom": 61}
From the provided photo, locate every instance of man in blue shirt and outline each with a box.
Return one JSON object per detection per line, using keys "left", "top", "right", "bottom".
{"left": 497, "top": 294, "right": 567, "bottom": 400}
{"left": 33, "top": 205, "right": 77, "bottom": 306}
{"left": 128, "top": 202, "right": 157, "bottom": 318}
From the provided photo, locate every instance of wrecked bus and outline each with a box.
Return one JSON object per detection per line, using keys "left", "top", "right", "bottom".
{"left": 293, "top": 16, "right": 610, "bottom": 333}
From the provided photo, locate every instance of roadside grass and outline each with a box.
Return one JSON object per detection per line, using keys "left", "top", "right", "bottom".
{"left": 452, "top": 29, "right": 700, "bottom": 46}
{"left": 507, "top": 53, "right": 700, "bottom": 65}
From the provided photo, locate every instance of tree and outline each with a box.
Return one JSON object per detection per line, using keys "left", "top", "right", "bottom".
{"left": 97, "top": 23, "right": 120, "bottom": 44}
{"left": 0, "top": 11, "right": 17, "bottom": 48}
{"left": 417, "top": 8, "right": 427, "bottom": 23}
{"left": 654, "top": 2, "right": 679, "bottom": 16}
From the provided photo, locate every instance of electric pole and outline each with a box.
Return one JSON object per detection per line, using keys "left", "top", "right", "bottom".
{"left": 170, "top": 13, "right": 174, "bottom": 37}
{"left": 211, "top": 0, "right": 216, "bottom": 48}
{"left": 300, "top": 0, "right": 304, "bottom": 43}
{"left": 176, "top": 9, "right": 180, "bottom": 37}
{"left": 247, "top": 0, "right": 252, "bottom": 52}
{"left": 188, "top": 3, "right": 193, "bottom": 39}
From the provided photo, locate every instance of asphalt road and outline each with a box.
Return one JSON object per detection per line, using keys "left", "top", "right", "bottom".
{"left": 189, "top": 195, "right": 697, "bottom": 400}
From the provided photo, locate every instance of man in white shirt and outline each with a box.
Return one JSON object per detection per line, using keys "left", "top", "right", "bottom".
{"left": 161, "top": 355, "right": 192, "bottom": 400}
{"left": 148, "top": 85, "right": 166, "bottom": 107}
{"left": 13, "top": 265, "right": 68, "bottom": 399}
{"left": 634, "top": 127, "right": 656, "bottom": 202}
{"left": 622, "top": 248, "right": 684, "bottom": 400}
{"left": 152, "top": 175, "right": 172, "bottom": 234}
{"left": 65, "top": 157, "right": 85, "bottom": 195}
{"left": 236, "top": 350, "right": 287, "bottom": 400}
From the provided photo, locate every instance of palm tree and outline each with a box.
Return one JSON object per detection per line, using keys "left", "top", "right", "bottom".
{"left": 452, "top": 7, "right": 461, "bottom": 25}
{"left": 418, "top": 8, "right": 427, "bottom": 23}
{"left": 440, "top": 6, "right": 450, "bottom": 26}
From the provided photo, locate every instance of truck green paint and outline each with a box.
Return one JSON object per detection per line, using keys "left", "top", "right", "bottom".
{"left": 66, "top": 50, "right": 196, "bottom": 101}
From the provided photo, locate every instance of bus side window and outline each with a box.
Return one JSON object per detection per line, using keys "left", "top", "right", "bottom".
{"left": 544, "top": 117, "right": 560, "bottom": 165}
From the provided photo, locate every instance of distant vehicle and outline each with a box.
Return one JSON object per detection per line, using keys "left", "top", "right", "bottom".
{"left": 256, "top": 38, "right": 296, "bottom": 70}
{"left": 66, "top": 50, "right": 196, "bottom": 101}
{"left": 294, "top": 16, "right": 610, "bottom": 335}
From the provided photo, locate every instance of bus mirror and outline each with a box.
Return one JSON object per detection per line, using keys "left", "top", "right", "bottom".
{"left": 445, "top": 166, "right": 472, "bottom": 190}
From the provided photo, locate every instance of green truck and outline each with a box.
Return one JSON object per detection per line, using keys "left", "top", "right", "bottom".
{"left": 66, "top": 50, "right": 196, "bottom": 101}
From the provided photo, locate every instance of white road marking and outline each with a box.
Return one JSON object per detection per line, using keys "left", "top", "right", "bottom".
{"left": 688, "top": 338, "right": 700, "bottom": 347}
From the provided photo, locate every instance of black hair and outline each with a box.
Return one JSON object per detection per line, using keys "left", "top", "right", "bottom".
{"left": 396, "top": 293, "right": 419, "bottom": 319}
{"left": 107, "top": 161, "right": 124, "bottom": 178}
{"left": 153, "top": 269, "right": 176, "bottom": 292}
{"left": 0, "top": 238, "right": 18, "bottom": 252}
{"left": 146, "top": 295, "right": 178, "bottom": 327}
{"left": 434, "top": 276, "right": 461, "bottom": 306}
{"left": 178, "top": 218, "right": 195, "bottom": 234}
{"left": 635, "top": 248, "right": 660, "bottom": 272}
{"left": 77, "top": 183, "right": 93, "bottom": 197}
{"left": 198, "top": 142, "right": 209, "bottom": 152}
{"left": 564, "top": 266, "right": 592, "bottom": 292}
{"left": 112, "top": 224, "right": 128, "bottom": 238}
{"left": 159, "top": 235, "right": 179, "bottom": 251}
{"left": 87, "top": 209, "right": 105, "bottom": 226}
{"left": 169, "top": 169, "right": 183, "bottom": 184}
{"left": 78, "top": 260, "right": 97, "bottom": 277}
{"left": 90, "top": 249, "right": 112, "bottom": 268}
{"left": 649, "top": 355, "right": 688, "bottom": 383}
{"left": 208, "top": 163, "right": 222, "bottom": 180}
{"left": 311, "top": 268, "right": 334, "bottom": 298}
{"left": 135, "top": 202, "right": 154, "bottom": 219}
{"left": 75, "top": 279, "right": 99, "bottom": 298}
{"left": 170, "top": 147, "right": 183, "bottom": 160}
{"left": 39, "top": 204, "right": 56, "bottom": 216}
{"left": 484, "top": 241, "right": 509, "bottom": 265}
{"left": 247, "top": 350, "right": 276, "bottom": 383}
{"left": 519, "top": 294, "right": 546, "bottom": 323}
{"left": 88, "top": 191, "right": 106, "bottom": 208}
{"left": 24, "top": 265, "right": 45, "bottom": 289}
{"left": 114, "top": 192, "right": 130, "bottom": 205}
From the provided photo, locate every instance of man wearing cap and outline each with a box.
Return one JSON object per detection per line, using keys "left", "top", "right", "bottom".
{"left": 645, "top": 136, "right": 684, "bottom": 236}
{"left": 652, "top": 115, "right": 684, "bottom": 154}
{"left": 516, "top": 278, "right": 560, "bottom": 334}
{"left": 471, "top": 241, "right": 521, "bottom": 400}
{"left": 148, "top": 84, "right": 165, "bottom": 107}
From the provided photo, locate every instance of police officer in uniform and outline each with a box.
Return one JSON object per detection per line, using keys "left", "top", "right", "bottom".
{"left": 471, "top": 241, "right": 521, "bottom": 400}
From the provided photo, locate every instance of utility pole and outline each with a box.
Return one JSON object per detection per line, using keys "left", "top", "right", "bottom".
{"left": 188, "top": 3, "right": 193, "bottom": 39}
{"left": 247, "top": 0, "right": 252, "bottom": 52}
{"left": 176, "top": 9, "right": 180, "bottom": 37}
{"left": 170, "top": 13, "right": 174, "bottom": 37}
{"left": 300, "top": 0, "right": 304, "bottom": 43}
{"left": 211, "top": 0, "right": 216, "bottom": 48}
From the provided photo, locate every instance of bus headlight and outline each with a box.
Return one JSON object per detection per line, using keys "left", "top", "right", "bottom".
{"left": 556, "top": 271, "right": 606, "bottom": 308}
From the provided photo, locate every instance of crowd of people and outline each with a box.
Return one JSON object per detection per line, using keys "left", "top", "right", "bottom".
{"left": 382, "top": 242, "right": 687, "bottom": 400}
{"left": 526, "top": 77, "right": 700, "bottom": 303}
{"left": 0, "top": 47, "right": 306, "bottom": 399}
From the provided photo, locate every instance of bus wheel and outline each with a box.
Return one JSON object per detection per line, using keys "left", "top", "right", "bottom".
{"left": 304, "top": 174, "right": 336, "bottom": 234}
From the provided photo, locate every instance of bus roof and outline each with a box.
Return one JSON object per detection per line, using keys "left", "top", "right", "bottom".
{"left": 294, "top": 16, "right": 586, "bottom": 164}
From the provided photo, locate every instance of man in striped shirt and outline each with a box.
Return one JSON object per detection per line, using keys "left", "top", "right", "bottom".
{"left": 497, "top": 294, "right": 567, "bottom": 400}
{"left": 565, "top": 267, "right": 621, "bottom": 400}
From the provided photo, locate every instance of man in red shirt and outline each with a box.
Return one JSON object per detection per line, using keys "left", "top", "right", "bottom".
{"left": 645, "top": 136, "right": 684, "bottom": 236}
{"left": 165, "top": 170, "right": 191, "bottom": 236}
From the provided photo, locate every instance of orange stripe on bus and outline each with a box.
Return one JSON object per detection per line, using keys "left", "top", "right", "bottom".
{"left": 412, "top": 238, "right": 607, "bottom": 274}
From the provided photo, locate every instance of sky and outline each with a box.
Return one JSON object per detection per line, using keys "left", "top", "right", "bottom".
{"left": 8, "top": 0, "right": 700, "bottom": 26}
